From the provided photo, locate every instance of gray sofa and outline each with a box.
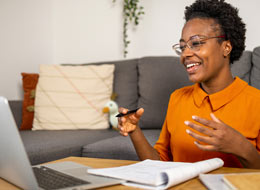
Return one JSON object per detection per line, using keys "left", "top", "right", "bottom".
{"left": 9, "top": 46, "right": 260, "bottom": 165}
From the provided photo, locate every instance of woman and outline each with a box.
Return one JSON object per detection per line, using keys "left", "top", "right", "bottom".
{"left": 118, "top": 0, "right": 260, "bottom": 168}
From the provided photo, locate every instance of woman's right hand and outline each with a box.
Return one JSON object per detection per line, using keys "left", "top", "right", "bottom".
{"left": 117, "top": 107, "right": 144, "bottom": 136}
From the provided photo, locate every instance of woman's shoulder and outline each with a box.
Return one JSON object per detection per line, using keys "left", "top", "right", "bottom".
{"left": 169, "top": 84, "right": 195, "bottom": 100}
{"left": 172, "top": 84, "right": 195, "bottom": 94}
{"left": 244, "top": 84, "right": 260, "bottom": 100}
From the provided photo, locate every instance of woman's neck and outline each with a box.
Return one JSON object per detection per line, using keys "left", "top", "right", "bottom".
{"left": 200, "top": 73, "right": 235, "bottom": 95}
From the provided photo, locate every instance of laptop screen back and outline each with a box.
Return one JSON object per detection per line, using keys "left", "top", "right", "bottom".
{"left": 0, "top": 96, "right": 39, "bottom": 190}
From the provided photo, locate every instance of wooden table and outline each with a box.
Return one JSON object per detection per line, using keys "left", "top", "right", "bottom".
{"left": 1, "top": 156, "right": 260, "bottom": 190}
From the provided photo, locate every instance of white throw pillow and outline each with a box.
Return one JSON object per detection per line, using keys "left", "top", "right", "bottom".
{"left": 32, "top": 64, "right": 114, "bottom": 130}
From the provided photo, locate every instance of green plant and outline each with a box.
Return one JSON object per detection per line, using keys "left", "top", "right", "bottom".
{"left": 113, "top": 0, "right": 145, "bottom": 57}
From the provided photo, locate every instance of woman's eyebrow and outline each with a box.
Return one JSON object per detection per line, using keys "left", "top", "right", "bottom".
{"left": 179, "top": 34, "right": 201, "bottom": 43}
{"left": 190, "top": 34, "right": 201, "bottom": 39}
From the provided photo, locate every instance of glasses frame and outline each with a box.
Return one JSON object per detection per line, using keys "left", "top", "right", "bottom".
{"left": 172, "top": 35, "right": 226, "bottom": 56}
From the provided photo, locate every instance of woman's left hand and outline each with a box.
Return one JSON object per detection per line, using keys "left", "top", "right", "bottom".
{"left": 184, "top": 113, "right": 248, "bottom": 156}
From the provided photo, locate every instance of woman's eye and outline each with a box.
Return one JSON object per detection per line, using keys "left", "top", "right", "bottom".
{"left": 180, "top": 45, "right": 185, "bottom": 51}
{"left": 191, "top": 41, "right": 201, "bottom": 47}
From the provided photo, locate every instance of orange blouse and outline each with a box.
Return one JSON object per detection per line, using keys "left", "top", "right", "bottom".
{"left": 154, "top": 77, "right": 260, "bottom": 168}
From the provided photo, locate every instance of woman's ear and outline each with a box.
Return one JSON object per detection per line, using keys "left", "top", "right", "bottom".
{"left": 223, "top": 40, "right": 232, "bottom": 57}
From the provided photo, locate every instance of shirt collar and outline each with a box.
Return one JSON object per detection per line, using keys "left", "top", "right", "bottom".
{"left": 193, "top": 77, "right": 248, "bottom": 111}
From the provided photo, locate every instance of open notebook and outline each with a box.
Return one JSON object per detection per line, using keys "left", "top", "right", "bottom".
{"left": 88, "top": 157, "right": 224, "bottom": 189}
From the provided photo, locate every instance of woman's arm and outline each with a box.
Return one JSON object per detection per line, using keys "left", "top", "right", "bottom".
{"left": 129, "top": 126, "right": 160, "bottom": 160}
{"left": 117, "top": 107, "right": 160, "bottom": 160}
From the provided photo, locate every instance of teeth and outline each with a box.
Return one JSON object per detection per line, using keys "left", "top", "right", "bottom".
{"left": 186, "top": 62, "right": 200, "bottom": 69}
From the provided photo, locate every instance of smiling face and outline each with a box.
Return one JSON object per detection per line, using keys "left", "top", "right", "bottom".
{"left": 180, "top": 18, "right": 232, "bottom": 88}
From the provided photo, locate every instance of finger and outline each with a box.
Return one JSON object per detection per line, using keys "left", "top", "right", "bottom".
{"left": 135, "top": 108, "right": 144, "bottom": 118}
{"left": 184, "top": 121, "right": 214, "bottom": 137}
{"left": 118, "top": 107, "right": 129, "bottom": 114}
{"left": 120, "top": 125, "right": 129, "bottom": 136}
{"left": 117, "top": 124, "right": 124, "bottom": 132}
{"left": 124, "top": 108, "right": 144, "bottom": 120}
{"left": 120, "top": 116, "right": 130, "bottom": 125}
{"left": 118, "top": 122, "right": 129, "bottom": 132}
{"left": 118, "top": 117, "right": 123, "bottom": 125}
{"left": 210, "top": 113, "right": 234, "bottom": 131}
{"left": 194, "top": 141, "right": 217, "bottom": 151}
{"left": 127, "top": 115, "right": 142, "bottom": 125}
{"left": 118, "top": 120, "right": 131, "bottom": 130}
{"left": 117, "top": 118, "right": 124, "bottom": 127}
{"left": 119, "top": 130, "right": 128, "bottom": 136}
{"left": 210, "top": 113, "right": 222, "bottom": 124}
{"left": 122, "top": 131, "right": 128, "bottom": 136}
{"left": 186, "top": 129, "right": 214, "bottom": 144}
{"left": 192, "top": 115, "right": 218, "bottom": 129}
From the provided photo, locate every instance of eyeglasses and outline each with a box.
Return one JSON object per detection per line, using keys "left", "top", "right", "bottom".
{"left": 172, "top": 35, "right": 225, "bottom": 56}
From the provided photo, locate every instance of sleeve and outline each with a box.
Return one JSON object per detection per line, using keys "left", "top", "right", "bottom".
{"left": 154, "top": 119, "right": 173, "bottom": 161}
{"left": 153, "top": 92, "right": 178, "bottom": 161}
{"left": 256, "top": 129, "right": 260, "bottom": 153}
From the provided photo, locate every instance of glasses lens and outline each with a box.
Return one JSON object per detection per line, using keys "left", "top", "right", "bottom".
{"left": 172, "top": 44, "right": 182, "bottom": 56}
{"left": 188, "top": 37, "right": 202, "bottom": 51}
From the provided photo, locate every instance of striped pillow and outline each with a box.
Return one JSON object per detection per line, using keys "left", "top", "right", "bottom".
{"left": 32, "top": 64, "right": 114, "bottom": 130}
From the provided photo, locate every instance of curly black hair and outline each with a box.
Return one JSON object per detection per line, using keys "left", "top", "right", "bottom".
{"left": 184, "top": 0, "right": 246, "bottom": 64}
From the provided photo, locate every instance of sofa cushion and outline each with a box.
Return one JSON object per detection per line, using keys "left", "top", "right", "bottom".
{"left": 86, "top": 59, "right": 139, "bottom": 110}
{"left": 231, "top": 51, "right": 252, "bottom": 84}
{"left": 81, "top": 129, "right": 161, "bottom": 161}
{"left": 33, "top": 64, "right": 114, "bottom": 130}
{"left": 113, "top": 59, "right": 139, "bottom": 109}
{"left": 20, "top": 129, "right": 118, "bottom": 165}
{"left": 137, "top": 56, "right": 193, "bottom": 129}
{"left": 20, "top": 73, "right": 39, "bottom": 130}
{"left": 250, "top": 46, "right": 260, "bottom": 90}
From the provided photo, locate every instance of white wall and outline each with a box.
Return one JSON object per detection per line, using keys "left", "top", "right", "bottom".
{"left": 53, "top": 0, "right": 122, "bottom": 64}
{"left": 1, "top": 0, "right": 260, "bottom": 100}
{"left": 129, "top": 0, "right": 260, "bottom": 57}
{"left": 0, "top": 0, "right": 53, "bottom": 100}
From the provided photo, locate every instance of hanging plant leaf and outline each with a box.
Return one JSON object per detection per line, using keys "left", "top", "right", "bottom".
{"left": 113, "top": 0, "right": 144, "bottom": 57}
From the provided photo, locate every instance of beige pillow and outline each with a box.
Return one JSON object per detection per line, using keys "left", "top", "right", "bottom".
{"left": 32, "top": 64, "right": 114, "bottom": 130}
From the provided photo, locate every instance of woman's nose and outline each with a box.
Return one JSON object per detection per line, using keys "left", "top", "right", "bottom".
{"left": 181, "top": 45, "right": 194, "bottom": 58}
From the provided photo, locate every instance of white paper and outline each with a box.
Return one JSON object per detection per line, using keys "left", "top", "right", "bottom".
{"left": 88, "top": 160, "right": 189, "bottom": 186}
{"left": 122, "top": 181, "right": 166, "bottom": 190}
{"left": 87, "top": 158, "right": 224, "bottom": 189}
{"left": 199, "top": 174, "right": 231, "bottom": 190}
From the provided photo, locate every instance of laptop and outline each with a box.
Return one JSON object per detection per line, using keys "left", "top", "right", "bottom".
{"left": 0, "top": 96, "right": 123, "bottom": 190}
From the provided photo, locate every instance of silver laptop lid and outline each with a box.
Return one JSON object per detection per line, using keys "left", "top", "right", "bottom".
{"left": 0, "top": 96, "right": 39, "bottom": 190}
